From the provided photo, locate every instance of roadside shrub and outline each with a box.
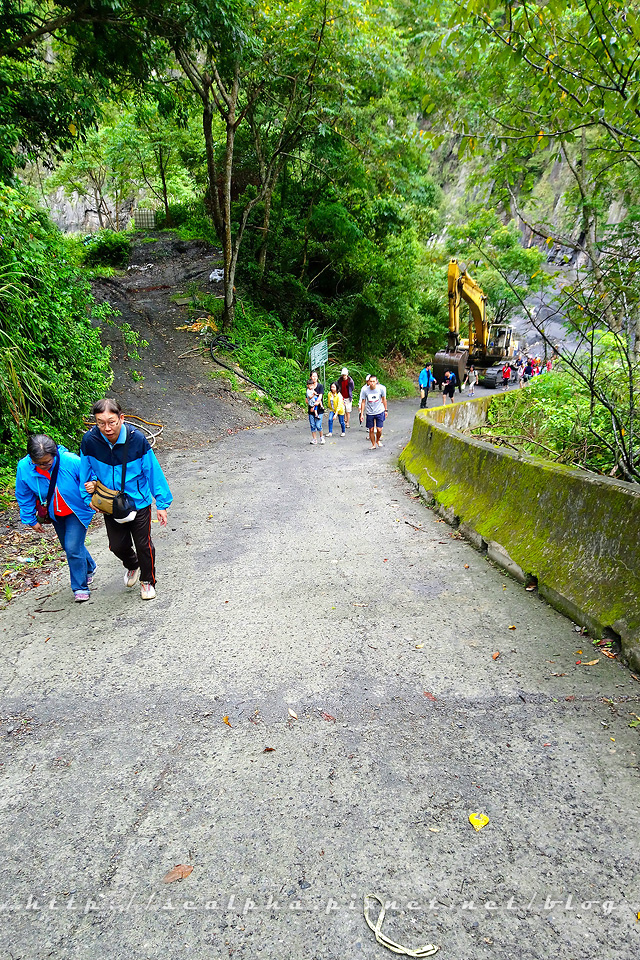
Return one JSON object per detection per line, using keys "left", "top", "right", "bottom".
{"left": 82, "top": 230, "right": 131, "bottom": 268}
{"left": 0, "top": 185, "right": 113, "bottom": 464}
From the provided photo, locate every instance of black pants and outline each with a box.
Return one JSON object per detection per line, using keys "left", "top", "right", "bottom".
{"left": 104, "top": 505, "right": 156, "bottom": 585}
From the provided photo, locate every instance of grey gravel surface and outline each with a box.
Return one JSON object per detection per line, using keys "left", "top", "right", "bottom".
{"left": 1, "top": 401, "right": 639, "bottom": 960}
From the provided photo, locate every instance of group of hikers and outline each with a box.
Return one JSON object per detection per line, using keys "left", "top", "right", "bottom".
{"left": 306, "top": 367, "right": 388, "bottom": 450}
{"left": 15, "top": 399, "right": 172, "bottom": 605}
{"left": 418, "top": 353, "right": 555, "bottom": 406}
{"left": 17, "top": 372, "right": 390, "bottom": 605}
{"left": 500, "top": 355, "right": 553, "bottom": 388}
{"left": 15, "top": 352, "right": 556, "bottom": 608}
{"left": 417, "top": 363, "right": 478, "bottom": 407}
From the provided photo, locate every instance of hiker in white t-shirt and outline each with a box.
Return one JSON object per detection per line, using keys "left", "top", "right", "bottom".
{"left": 358, "top": 375, "right": 388, "bottom": 450}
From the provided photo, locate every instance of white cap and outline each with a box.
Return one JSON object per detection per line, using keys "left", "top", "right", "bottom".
{"left": 341, "top": 367, "right": 348, "bottom": 376}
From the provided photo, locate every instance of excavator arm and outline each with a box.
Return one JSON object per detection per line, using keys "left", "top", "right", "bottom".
{"left": 447, "top": 259, "right": 488, "bottom": 353}
{"left": 436, "top": 259, "right": 519, "bottom": 389}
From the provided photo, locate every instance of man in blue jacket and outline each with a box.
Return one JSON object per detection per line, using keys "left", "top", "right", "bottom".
{"left": 418, "top": 363, "right": 436, "bottom": 408}
{"left": 80, "top": 398, "right": 173, "bottom": 601}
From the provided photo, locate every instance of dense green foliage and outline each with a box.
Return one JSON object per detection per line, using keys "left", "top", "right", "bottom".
{"left": 0, "top": 185, "right": 112, "bottom": 463}
{"left": 481, "top": 367, "right": 632, "bottom": 477}
{"left": 0, "top": 1, "right": 242, "bottom": 182}
{"left": 198, "top": 294, "right": 417, "bottom": 407}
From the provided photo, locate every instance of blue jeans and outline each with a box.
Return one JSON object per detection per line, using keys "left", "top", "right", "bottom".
{"left": 52, "top": 513, "right": 96, "bottom": 592}
{"left": 328, "top": 413, "right": 345, "bottom": 434}
{"left": 308, "top": 413, "right": 323, "bottom": 433}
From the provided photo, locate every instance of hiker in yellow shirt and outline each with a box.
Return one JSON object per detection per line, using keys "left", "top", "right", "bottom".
{"left": 327, "top": 383, "right": 346, "bottom": 437}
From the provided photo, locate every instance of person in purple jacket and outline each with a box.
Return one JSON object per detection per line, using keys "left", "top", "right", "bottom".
{"left": 15, "top": 435, "right": 96, "bottom": 603}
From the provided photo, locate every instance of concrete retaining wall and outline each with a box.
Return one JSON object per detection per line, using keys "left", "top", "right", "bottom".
{"left": 399, "top": 397, "right": 640, "bottom": 671}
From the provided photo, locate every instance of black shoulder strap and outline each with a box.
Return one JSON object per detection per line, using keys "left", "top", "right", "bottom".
{"left": 45, "top": 453, "right": 61, "bottom": 509}
{"left": 120, "top": 425, "right": 130, "bottom": 493}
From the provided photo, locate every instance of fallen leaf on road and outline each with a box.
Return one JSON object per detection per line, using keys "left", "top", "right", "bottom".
{"left": 263, "top": 746, "right": 276, "bottom": 753}
{"left": 551, "top": 672, "right": 567, "bottom": 677}
{"left": 222, "top": 716, "right": 231, "bottom": 727}
{"left": 423, "top": 691, "right": 437, "bottom": 701}
{"left": 428, "top": 827, "right": 440, "bottom": 833}
{"left": 288, "top": 708, "right": 298, "bottom": 720}
{"left": 469, "top": 812, "right": 489, "bottom": 832}
{"left": 525, "top": 585, "right": 536, "bottom": 591}
{"left": 320, "top": 711, "right": 336, "bottom": 722}
{"left": 565, "top": 696, "right": 576, "bottom": 701}
{"left": 576, "top": 649, "right": 583, "bottom": 655}
{"left": 492, "top": 651, "right": 500, "bottom": 660}
{"left": 582, "top": 659, "right": 600, "bottom": 666}
{"left": 163, "top": 864, "right": 193, "bottom": 884}
{"left": 415, "top": 643, "right": 424, "bottom": 649}
{"left": 601, "top": 650, "right": 617, "bottom": 660}
{"left": 464, "top": 564, "right": 469, "bottom": 569}
{"left": 508, "top": 625, "right": 516, "bottom": 630}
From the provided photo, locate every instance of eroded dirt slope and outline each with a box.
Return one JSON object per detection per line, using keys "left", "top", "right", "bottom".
{"left": 91, "top": 233, "right": 270, "bottom": 449}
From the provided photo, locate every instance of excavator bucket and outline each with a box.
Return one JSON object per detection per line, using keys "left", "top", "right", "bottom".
{"left": 433, "top": 348, "right": 468, "bottom": 388}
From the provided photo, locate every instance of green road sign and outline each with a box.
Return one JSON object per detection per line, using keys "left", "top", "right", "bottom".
{"left": 309, "top": 339, "right": 328, "bottom": 369}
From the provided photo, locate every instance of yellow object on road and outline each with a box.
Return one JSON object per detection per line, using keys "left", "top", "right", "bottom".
{"left": 469, "top": 812, "right": 490, "bottom": 831}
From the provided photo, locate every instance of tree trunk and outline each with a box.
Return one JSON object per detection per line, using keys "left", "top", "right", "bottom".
{"left": 220, "top": 71, "right": 239, "bottom": 330}
{"left": 158, "top": 145, "right": 171, "bottom": 225}
{"left": 257, "top": 190, "right": 272, "bottom": 282}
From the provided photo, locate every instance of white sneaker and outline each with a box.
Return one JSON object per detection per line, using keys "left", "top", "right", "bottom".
{"left": 124, "top": 568, "right": 140, "bottom": 588}
{"left": 341, "top": 432, "right": 346, "bottom": 437}
{"left": 310, "top": 438, "right": 317, "bottom": 445}
{"left": 320, "top": 437, "right": 325, "bottom": 444}
{"left": 140, "top": 582, "right": 156, "bottom": 600}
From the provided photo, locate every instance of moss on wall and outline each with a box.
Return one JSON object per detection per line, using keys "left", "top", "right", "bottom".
{"left": 399, "top": 398, "right": 640, "bottom": 671}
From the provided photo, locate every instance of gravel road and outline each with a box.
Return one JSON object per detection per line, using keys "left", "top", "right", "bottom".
{"left": 1, "top": 400, "right": 639, "bottom": 960}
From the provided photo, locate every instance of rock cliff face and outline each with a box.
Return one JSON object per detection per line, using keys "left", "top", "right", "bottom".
{"left": 44, "top": 186, "right": 137, "bottom": 233}
{"left": 434, "top": 145, "right": 627, "bottom": 268}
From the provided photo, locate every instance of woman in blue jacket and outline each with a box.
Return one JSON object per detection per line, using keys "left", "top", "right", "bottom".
{"left": 15, "top": 435, "right": 96, "bottom": 603}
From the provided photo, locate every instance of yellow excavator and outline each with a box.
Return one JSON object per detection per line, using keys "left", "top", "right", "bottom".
{"left": 433, "top": 259, "right": 519, "bottom": 388}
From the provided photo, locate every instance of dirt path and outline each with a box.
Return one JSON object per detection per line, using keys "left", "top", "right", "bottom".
{"left": 92, "top": 233, "right": 279, "bottom": 449}
{"left": 1, "top": 402, "right": 639, "bottom": 960}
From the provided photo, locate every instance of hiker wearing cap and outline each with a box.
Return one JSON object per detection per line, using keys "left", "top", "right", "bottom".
{"left": 334, "top": 367, "right": 355, "bottom": 428}
{"left": 15, "top": 435, "right": 96, "bottom": 603}
{"left": 80, "top": 398, "right": 173, "bottom": 601}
